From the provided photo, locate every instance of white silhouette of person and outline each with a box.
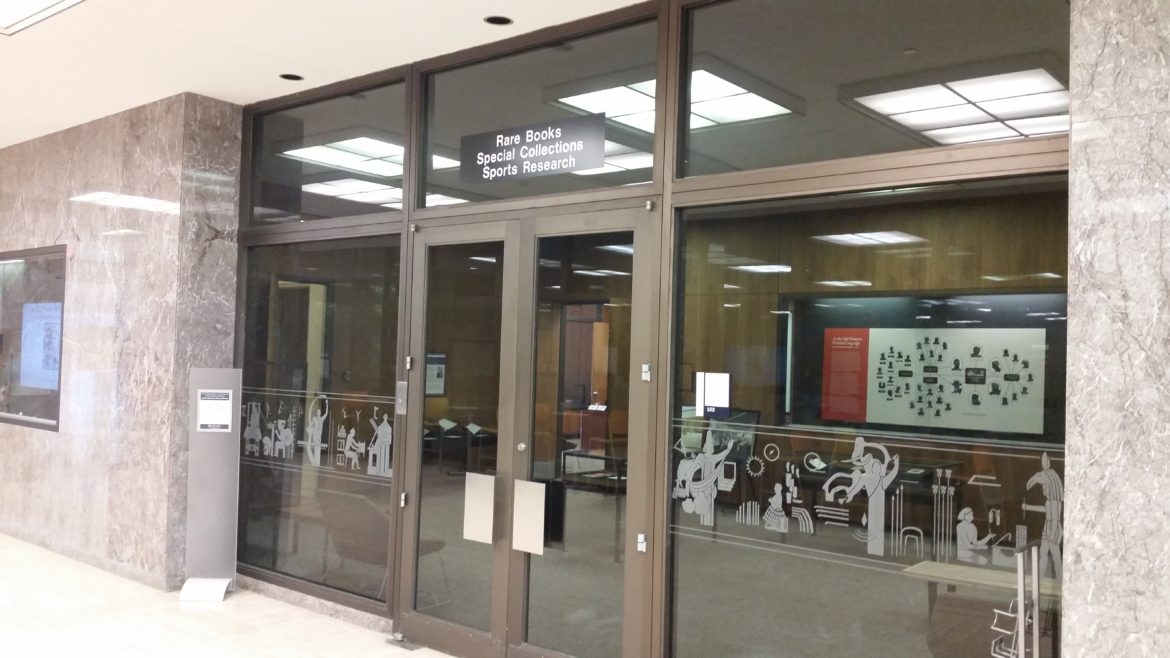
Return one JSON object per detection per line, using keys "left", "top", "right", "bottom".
{"left": 344, "top": 427, "right": 365, "bottom": 469}
{"left": 677, "top": 432, "right": 735, "bottom": 526}
{"left": 823, "top": 437, "right": 899, "bottom": 557}
{"left": 304, "top": 396, "right": 328, "bottom": 467}
{"left": 243, "top": 403, "right": 263, "bottom": 456}
{"left": 762, "top": 483, "right": 789, "bottom": 532}
{"left": 367, "top": 412, "right": 393, "bottom": 477}
{"left": 956, "top": 507, "right": 992, "bottom": 564}
{"left": 1024, "top": 452, "right": 1063, "bottom": 579}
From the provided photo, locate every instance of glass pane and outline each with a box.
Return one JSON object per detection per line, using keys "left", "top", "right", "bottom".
{"left": 414, "top": 241, "right": 504, "bottom": 630}
{"left": 238, "top": 236, "right": 400, "bottom": 600}
{"left": 423, "top": 21, "right": 657, "bottom": 207}
{"left": 670, "top": 177, "right": 1067, "bottom": 656}
{"left": 250, "top": 83, "right": 407, "bottom": 225}
{"left": 0, "top": 249, "right": 65, "bottom": 428}
{"left": 681, "top": 0, "right": 1070, "bottom": 176}
{"left": 527, "top": 232, "right": 633, "bottom": 658}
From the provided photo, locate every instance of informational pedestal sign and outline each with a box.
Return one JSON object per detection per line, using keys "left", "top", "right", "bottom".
{"left": 182, "top": 368, "right": 243, "bottom": 603}
{"left": 460, "top": 113, "right": 606, "bottom": 183}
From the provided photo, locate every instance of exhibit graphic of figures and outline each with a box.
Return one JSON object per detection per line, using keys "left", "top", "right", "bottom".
{"left": 822, "top": 436, "right": 899, "bottom": 557}
{"left": 242, "top": 401, "right": 263, "bottom": 456}
{"left": 955, "top": 506, "right": 992, "bottom": 565}
{"left": 865, "top": 328, "right": 1046, "bottom": 434}
{"left": 1023, "top": 452, "right": 1063, "bottom": 580}
{"left": 303, "top": 395, "right": 328, "bottom": 468}
{"left": 367, "top": 407, "right": 393, "bottom": 478}
{"left": 673, "top": 431, "right": 736, "bottom": 526}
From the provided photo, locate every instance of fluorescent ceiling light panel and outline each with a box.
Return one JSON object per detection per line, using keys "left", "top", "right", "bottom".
{"left": 628, "top": 79, "right": 656, "bottom": 96}
{"left": 346, "top": 159, "right": 403, "bottom": 177}
{"left": 604, "top": 141, "right": 636, "bottom": 156}
{"left": 947, "top": 69, "right": 1064, "bottom": 102}
{"left": 381, "top": 202, "right": 403, "bottom": 210}
{"left": 690, "top": 70, "right": 747, "bottom": 102}
{"left": 689, "top": 114, "right": 717, "bottom": 129}
{"left": 856, "top": 85, "right": 966, "bottom": 115}
{"left": 339, "top": 189, "right": 402, "bottom": 204}
{"left": 432, "top": 154, "right": 460, "bottom": 170}
{"left": 1032, "top": 272, "right": 1063, "bottom": 279}
{"left": 572, "top": 163, "right": 626, "bottom": 176}
{"left": 1006, "top": 114, "right": 1070, "bottom": 136}
{"left": 889, "top": 104, "right": 993, "bottom": 131}
{"left": 610, "top": 111, "right": 658, "bottom": 133}
{"left": 597, "top": 244, "right": 635, "bottom": 255}
{"left": 977, "top": 90, "right": 1070, "bottom": 120}
{"left": 425, "top": 194, "right": 467, "bottom": 206}
{"left": 331, "top": 137, "right": 403, "bottom": 158}
{"left": 730, "top": 264, "right": 792, "bottom": 273}
{"left": 0, "top": 0, "right": 82, "bottom": 35}
{"left": 606, "top": 151, "right": 654, "bottom": 170}
{"left": 923, "top": 121, "right": 1018, "bottom": 144}
{"left": 71, "top": 191, "right": 179, "bottom": 215}
{"left": 816, "top": 280, "right": 873, "bottom": 287}
{"left": 814, "top": 231, "right": 925, "bottom": 246}
{"left": 559, "top": 87, "right": 656, "bottom": 116}
{"left": 469, "top": 256, "right": 498, "bottom": 264}
{"left": 285, "top": 145, "right": 370, "bottom": 168}
{"left": 691, "top": 94, "right": 790, "bottom": 123}
{"left": 304, "top": 178, "right": 388, "bottom": 195}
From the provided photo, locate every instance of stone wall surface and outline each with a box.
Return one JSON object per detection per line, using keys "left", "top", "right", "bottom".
{"left": 1065, "top": 0, "right": 1170, "bottom": 654}
{"left": 0, "top": 94, "right": 241, "bottom": 589}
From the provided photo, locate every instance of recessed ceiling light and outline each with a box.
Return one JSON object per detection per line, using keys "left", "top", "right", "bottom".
{"left": 977, "top": 90, "right": 1070, "bottom": 120}
{"left": 922, "top": 121, "right": 1018, "bottom": 144}
{"left": 1006, "top": 114, "right": 1071, "bottom": 136}
{"left": 947, "top": 69, "right": 1064, "bottom": 103}
{"left": 856, "top": 84, "right": 965, "bottom": 115}
{"left": 280, "top": 73, "right": 304, "bottom": 81}
{"left": 0, "top": 0, "right": 84, "bottom": 36}
{"left": 889, "top": 104, "right": 992, "bottom": 131}
{"left": 597, "top": 244, "right": 635, "bottom": 255}
{"left": 484, "top": 15, "right": 513, "bottom": 25}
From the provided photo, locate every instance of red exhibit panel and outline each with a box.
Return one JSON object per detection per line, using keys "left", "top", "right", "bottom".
{"left": 821, "top": 328, "right": 869, "bottom": 422}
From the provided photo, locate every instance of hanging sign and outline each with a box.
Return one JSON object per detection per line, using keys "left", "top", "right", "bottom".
{"left": 460, "top": 113, "right": 606, "bottom": 183}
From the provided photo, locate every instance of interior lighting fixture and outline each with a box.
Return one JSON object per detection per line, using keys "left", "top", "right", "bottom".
{"left": 0, "top": 0, "right": 83, "bottom": 36}
{"left": 729, "top": 264, "right": 792, "bottom": 273}
{"left": 573, "top": 142, "right": 654, "bottom": 176}
{"left": 573, "top": 268, "right": 631, "bottom": 277}
{"left": 814, "top": 231, "right": 925, "bottom": 246}
{"left": 597, "top": 244, "right": 635, "bottom": 255}
{"left": 71, "top": 191, "right": 179, "bottom": 215}
{"left": 816, "top": 280, "right": 873, "bottom": 288}
{"left": 723, "top": 303, "right": 741, "bottom": 308}
{"left": 484, "top": 15, "right": 513, "bottom": 25}
{"left": 283, "top": 137, "right": 457, "bottom": 178}
{"left": 723, "top": 283, "right": 741, "bottom": 289}
{"left": 558, "top": 69, "right": 791, "bottom": 135}
{"left": 280, "top": 73, "right": 304, "bottom": 81}
{"left": 426, "top": 193, "right": 467, "bottom": 206}
{"left": 469, "top": 256, "right": 498, "bottom": 264}
{"left": 854, "top": 68, "right": 1070, "bottom": 145}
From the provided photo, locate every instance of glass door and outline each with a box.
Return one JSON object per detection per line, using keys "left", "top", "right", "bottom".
{"left": 396, "top": 205, "right": 660, "bottom": 658}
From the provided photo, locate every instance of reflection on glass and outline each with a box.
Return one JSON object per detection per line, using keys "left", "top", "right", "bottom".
{"left": 251, "top": 83, "right": 407, "bottom": 224}
{"left": 670, "top": 179, "right": 1067, "bottom": 657}
{"left": 0, "top": 249, "right": 65, "bottom": 429}
{"left": 423, "top": 21, "right": 657, "bottom": 206}
{"left": 238, "top": 237, "right": 400, "bottom": 600}
{"left": 681, "top": 0, "right": 1070, "bottom": 176}
{"left": 414, "top": 242, "right": 504, "bottom": 631}
{"left": 526, "top": 232, "right": 633, "bottom": 658}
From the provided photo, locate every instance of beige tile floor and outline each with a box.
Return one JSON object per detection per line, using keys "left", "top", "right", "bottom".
{"left": 0, "top": 533, "right": 455, "bottom": 658}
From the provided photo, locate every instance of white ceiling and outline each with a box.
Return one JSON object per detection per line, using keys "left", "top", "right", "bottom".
{"left": 0, "top": 0, "right": 641, "bottom": 149}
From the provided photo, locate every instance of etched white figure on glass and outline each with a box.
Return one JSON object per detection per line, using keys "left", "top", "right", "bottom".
{"left": 1023, "top": 452, "right": 1063, "bottom": 580}
{"left": 823, "top": 436, "right": 899, "bottom": 556}
{"left": 955, "top": 507, "right": 992, "bottom": 565}
{"left": 304, "top": 395, "right": 328, "bottom": 468}
{"left": 673, "top": 432, "right": 735, "bottom": 526}
{"left": 762, "top": 483, "right": 789, "bottom": 532}
{"left": 367, "top": 407, "right": 393, "bottom": 478}
{"left": 243, "top": 401, "right": 263, "bottom": 456}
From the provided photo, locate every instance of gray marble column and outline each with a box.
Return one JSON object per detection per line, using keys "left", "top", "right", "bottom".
{"left": 0, "top": 93, "right": 240, "bottom": 589}
{"left": 1065, "top": 1, "right": 1170, "bottom": 654}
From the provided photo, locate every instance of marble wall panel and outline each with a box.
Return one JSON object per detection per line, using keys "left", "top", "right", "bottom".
{"left": 1067, "top": 0, "right": 1170, "bottom": 654}
{"left": 0, "top": 94, "right": 241, "bottom": 589}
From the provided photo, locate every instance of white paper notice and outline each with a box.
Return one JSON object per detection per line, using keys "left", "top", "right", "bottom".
{"left": 463, "top": 472, "right": 495, "bottom": 544}
{"left": 512, "top": 479, "right": 546, "bottom": 556}
{"left": 197, "top": 389, "right": 233, "bottom": 433}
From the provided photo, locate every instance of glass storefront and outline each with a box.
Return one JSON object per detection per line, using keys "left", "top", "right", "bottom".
{"left": 250, "top": 83, "right": 407, "bottom": 225}
{"left": 681, "top": 0, "right": 1071, "bottom": 176}
{"left": 422, "top": 20, "right": 658, "bottom": 207}
{"left": 235, "top": 2, "right": 1072, "bottom": 655}
{"left": 669, "top": 177, "right": 1067, "bottom": 657}
{"left": 238, "top": 237, "right": 400, "bottom": 600}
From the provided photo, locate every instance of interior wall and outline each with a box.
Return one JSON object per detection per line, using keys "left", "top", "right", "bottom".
{"left": 0, "top": 94, "right": 241, "bottom": 589}
{"left": 1065, "top": 1, "right": 1170, "bottom": 654}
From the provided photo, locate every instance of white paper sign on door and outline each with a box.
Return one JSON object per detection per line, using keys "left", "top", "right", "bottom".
{"left": 512, "top": 479, "right": 546, "bottom": 556}
{"left": 463, "top": 472, "right": 495, "bottom": 544}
